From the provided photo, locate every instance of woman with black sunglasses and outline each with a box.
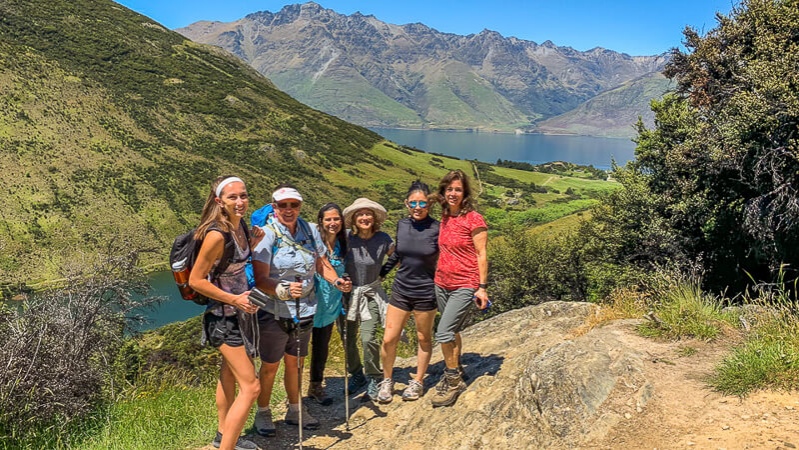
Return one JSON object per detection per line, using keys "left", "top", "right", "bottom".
{"left": 376, "top": 181, "right": 440, "bottom": 403}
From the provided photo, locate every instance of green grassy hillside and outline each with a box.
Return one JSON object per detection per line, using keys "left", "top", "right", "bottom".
{"left": 0, "top": 0, "right": 384, "bottom": 284}
{"left": 0, "top": 0, "right": 615, "bottom": 289}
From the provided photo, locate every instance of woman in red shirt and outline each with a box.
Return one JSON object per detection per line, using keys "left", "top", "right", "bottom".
{"left": 431, "top": 169, "right": 489, "bottom": 407}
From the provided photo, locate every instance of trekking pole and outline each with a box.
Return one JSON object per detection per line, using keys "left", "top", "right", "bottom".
{"left": 294, "top": 274, "right": 303, "bottom": 450}
{"left": 340, "top": 273, "right": 351, "bottom": 432}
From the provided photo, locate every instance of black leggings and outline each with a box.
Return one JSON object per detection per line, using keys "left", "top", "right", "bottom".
{"left": 309, "top": 322, "right": 335, "bottom": 383}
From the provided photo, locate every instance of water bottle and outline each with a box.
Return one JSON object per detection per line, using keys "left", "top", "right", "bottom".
{"left": 171, "top": 258, "right": 197, "bottom": 301}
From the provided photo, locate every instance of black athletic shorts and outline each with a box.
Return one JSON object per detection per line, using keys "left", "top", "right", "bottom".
{"left": 203, "top": 313, "right": 245, "bottom": 349}
{"left": 388, "top": 290, "right": 437, "bottom": 312}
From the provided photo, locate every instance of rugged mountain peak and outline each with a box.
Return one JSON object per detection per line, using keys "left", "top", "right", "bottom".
{"left": 179, "top": 3, "right": 667, "bottom": 133}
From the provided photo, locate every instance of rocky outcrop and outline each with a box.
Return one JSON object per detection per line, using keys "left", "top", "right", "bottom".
{"left": 178, "top": 2, "right": 667, "bottom": 132}
{"left": 329, "top": 302, "right": 652, "bottom": 449}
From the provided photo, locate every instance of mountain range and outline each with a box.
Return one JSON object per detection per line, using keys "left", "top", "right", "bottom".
{"left": 178, "top": 2, "right": 671, "bottom": 137}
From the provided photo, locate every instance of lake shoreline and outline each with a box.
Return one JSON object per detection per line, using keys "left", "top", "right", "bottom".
{"left": 371, "top": 126, "right": 636, "bottom": 141}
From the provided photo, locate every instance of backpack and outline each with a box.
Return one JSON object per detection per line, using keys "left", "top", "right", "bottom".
{"left": 169, "top": 223, "right": 248, "bottom": 305}
{"left": 244, "top": 204, "right": 318, "bottom": 289}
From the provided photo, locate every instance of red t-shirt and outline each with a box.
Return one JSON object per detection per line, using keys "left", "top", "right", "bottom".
{"left": 434, "top": 210, "right": 487, "bottom": 290}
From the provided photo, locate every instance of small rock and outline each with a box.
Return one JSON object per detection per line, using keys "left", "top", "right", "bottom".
{"left": 686, "top": 442, "right": 695, "bottom": 446}
{"left": 722, "top": 425, "right": 730, "bottom": 430}
{"left": 741, "top": 415, "right": 750, "bottom": 420}
{"left": 786, "top": 406, "right": 795, "bottom": 411}
{"left": 624, "top": 413, "right": 632, "bottom": 419}
{"left": 784, "top": 442, "right": 796, "bottom": 449}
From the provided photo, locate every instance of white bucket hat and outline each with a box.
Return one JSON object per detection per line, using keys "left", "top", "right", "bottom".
{"left": 342, "top": 197, "right": 387, "bottom": 228}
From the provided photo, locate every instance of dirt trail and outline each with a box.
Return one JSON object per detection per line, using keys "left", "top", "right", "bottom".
{"left": 587, "top": 331, "right": 799, "bottom": 450}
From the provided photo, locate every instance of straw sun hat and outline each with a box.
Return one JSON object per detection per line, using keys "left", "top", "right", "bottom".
{"left": 342, "top": 197, "right": 387, "bottom": 228}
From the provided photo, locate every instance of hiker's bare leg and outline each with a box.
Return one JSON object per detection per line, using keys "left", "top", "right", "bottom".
{"left": 257, "top": 360, "right": 280, "bottom": 408}
{"left": 413, "top": 309, "right": 437, "bottom": 382}
{"left": 382, "top": 304, "right": 411, "bottom": 379}
{"left": 283, "top": 353, "right": 304, "bottom": 404}
{"left": 217, "top": 344, "right": 259, "bottom": 450}
{"left": 216, "top": 357, "right": 235, "bottom": 433}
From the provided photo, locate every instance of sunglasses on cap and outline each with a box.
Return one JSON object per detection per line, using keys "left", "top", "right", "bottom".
{"left": 276, "top": 201, "right": 301, "bottom": 209}
{"left": 408, "top": 201, "right": 428, "bottom": 208}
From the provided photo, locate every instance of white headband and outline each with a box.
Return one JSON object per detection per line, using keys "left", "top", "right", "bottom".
{"left": 215, "top": 177, "right": 244, "bottom": 198}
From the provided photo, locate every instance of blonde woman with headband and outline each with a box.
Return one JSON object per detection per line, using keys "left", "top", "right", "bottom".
{"left": 189, "top": 175, "right": 263, "bottom": 450}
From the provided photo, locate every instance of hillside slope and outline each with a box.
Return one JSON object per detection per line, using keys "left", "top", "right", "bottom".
{"left": 178, "top": 2, "right": 667, "bottom": 132}
{"left": 535, "top": 72, "right": 674, "bottom": 138}
{"left": 0, "top": 0, "right": 385, "bottom": 284}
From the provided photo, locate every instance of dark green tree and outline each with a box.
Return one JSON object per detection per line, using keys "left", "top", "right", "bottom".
{"left": 615, "top": 0, "right": 799, "bottom": 290}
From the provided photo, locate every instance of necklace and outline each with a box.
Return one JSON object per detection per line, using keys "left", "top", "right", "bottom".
{"left": 232, "top": 222, "right": 246, "bottom": 247}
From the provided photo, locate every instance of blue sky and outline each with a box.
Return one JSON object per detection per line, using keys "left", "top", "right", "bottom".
{"left": 114, "top": 0, "right": 738, "bottom": 56}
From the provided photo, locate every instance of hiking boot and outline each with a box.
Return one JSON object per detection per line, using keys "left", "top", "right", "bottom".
{"left": 365, "top": 376, "right": 381, "bottom": 402}
{"left": 348, "top": 371, "right": 368, "bottom": 393}
{"left": 430, "top": 370, "right": 466, "bottom": 407}
{"left": 376, "top": 378, "right": 394, "bottom": 404}
{"left": 284, "top": 405, "right": 320, "bottom": 430}
{"left": 401, "top": 379, "right": 424, "bottom": 401}
{"left": 212, "top": 431, "right": 260, "bottom": 450}
{"left": 253, "top": 408, "right": 276, "bottom": 437}
{"left": 459, "top": 364, "right": 469, "bottom": 381}
{"left": 307, "top": 381, "right": 333, "bottom": 406}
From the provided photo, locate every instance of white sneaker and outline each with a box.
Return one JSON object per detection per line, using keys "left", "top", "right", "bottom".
{"left": 402, "top": 379, "right": 424, "bottom": 401}
{"left": 376, "top": 378, "right": 394, "bottom": 403}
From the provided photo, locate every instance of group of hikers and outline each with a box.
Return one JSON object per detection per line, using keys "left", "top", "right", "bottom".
{"left": 187, "top": 169, "right": 489, "bottom": 450}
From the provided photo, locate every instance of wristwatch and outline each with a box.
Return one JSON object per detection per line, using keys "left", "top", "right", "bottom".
{"left": 478, "top": 283, "right": 487, "bottom": 289}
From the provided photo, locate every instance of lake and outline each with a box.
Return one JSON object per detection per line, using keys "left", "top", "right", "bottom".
{"left": 371, "top": 128, "right": 636, "bottom": 170}
{"left": 140, "top": 130, "right": 638, "bottom": 329}
{"left": 137, "top": 271, "right": 205, "bottom": 331}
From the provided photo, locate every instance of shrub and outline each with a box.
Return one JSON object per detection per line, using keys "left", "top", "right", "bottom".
{"left": 638, "top": 275, "right": 736, "bottom": 340}
{"left": 0, "top": 244, "right": 160, "bottom": 447}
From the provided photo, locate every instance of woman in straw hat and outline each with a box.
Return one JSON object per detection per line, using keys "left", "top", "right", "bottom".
{"left": 341, "top": 197, "right": 394, "bottom": 401}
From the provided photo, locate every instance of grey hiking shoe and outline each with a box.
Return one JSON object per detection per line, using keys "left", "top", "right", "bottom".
{"left": 401, "top": 379, "right": 424, "bottom": 401}
{"left": 376, "top": 378, "right": 394, "bottom": 403}
{"left": 253, "top": 408, "right": 276, "bottom": 437}
{"left": 307, "top": 381, "right": 333, "bottom": 406}
{"left": 284, "top": 405, "right": 320, "bottom": 430}
{"left": 211, "top": 431, "right": 260, "bottom": 450}
{"left": 430, "top": 370, "right": 466, "bottom": 407}
{"left": 365, "top": 376, "right": 381, "bottom": 402}
{"left": 348, "top": 371, "right": 368, "bottom": 393}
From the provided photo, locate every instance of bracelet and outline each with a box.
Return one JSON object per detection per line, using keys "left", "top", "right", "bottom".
{"left": 478, "top": 283, "right": 487, "bottom": 289}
